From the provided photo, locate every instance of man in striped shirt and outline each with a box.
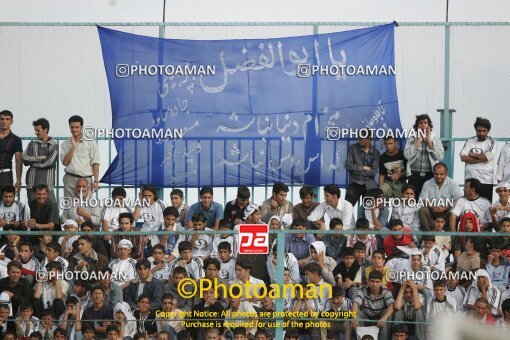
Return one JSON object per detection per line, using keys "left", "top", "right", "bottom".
{"left": 168, "top": 241, "right": 204, "bottom": 280}
{"left": 352, "top": 270, "right": 394, "bottom": 340}
{"left": 22, "top": 118, "right": 58, "bottom": 203}
{"left": 445, "top": 271, "right": 467, "bottom": 312}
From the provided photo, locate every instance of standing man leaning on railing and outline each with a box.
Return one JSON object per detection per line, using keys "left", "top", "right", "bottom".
{"left": 60, "top": 115, "right": 100, "bottom": 200}
{"left": 0, "top": 110, "right": 23, "bottom": 200}
{"left": 22, "top": 118, "right": 58, "bottom": 204}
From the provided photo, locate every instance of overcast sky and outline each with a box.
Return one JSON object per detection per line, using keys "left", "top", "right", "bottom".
{"left": 1, "top": 0, "right": 509, "bottom": 22}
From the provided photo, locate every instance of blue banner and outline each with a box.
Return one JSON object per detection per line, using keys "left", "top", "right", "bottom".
{"left": 98, "top": 24, "right": 401, "bottom": 187}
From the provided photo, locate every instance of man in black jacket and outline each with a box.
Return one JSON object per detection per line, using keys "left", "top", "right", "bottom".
{"left": 124, "top": 259, "right": 164, "bottom": 312}
{"left": 0, "top": 261, "right": 33, "bottom": 317}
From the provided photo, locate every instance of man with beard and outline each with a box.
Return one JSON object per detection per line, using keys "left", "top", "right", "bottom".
{"left": 460, "top": 117, "right": 496, "bottom": 202}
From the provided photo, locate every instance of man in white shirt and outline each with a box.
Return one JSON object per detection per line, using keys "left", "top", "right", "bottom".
{"left": 61, "top": 178, "right": 101, "bottom": 229}
{"left": 34, "top": 261, "right": 69, "bottom": 311}
{"left": 60, "top": 115, "right": 100, "bottom": 200}
{"left": 490, "top": 182, "right": 510, "bottom": 230}
{"left": 460, "top": 117, "right": 496, "bottom": 202}
{"left": 0, "top": 186, "right": 25, "bottom": 229}
{"left": 108, "top": 239, "right": 138, "bottom": 289}
{"left": 465, "top": 269, "right": 501, "bottom": 317}
{"left": 496, "top": 142, "right": 510, "bottom": 184}
{"left": 230, "top": 261, "right": 265, "bottom": 308}
{"left": 418, "top": 162, "right": 462, "bottom": 230}
{"left": 449, "top": 178, "right": 491, "bottom": 232}
{"left": 170, "top": 212, "right": 213, "bottom": 261}
{"left": 100, "top": 187, "right": 133, "bottom": 233}
{"left": 308, "top": 184, "right": 354, "bottom": 230}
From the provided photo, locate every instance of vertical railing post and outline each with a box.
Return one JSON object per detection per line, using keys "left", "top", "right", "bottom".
{"left": 274, "top": 229, "right": 285, "bottom": 339}
{"left": 440, "top": 23, "right": 454, "bottom": 176}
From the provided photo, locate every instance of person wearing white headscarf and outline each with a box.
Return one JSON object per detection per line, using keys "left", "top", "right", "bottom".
{"left": 465, "top": 269, "right": 502, "bottom": 317}
{"left": 400, "top": 250, "right": 433, "bottom": 303}
{"left": 266, "top": 242, "right": 300, "bottom": 283}
{"left": 268, "top": 215, "right": 283, "bottom": 250}
{"left": 298, "top": 241, "right": 336, "bottom": 284}
{"left": 113, "top": 301, "right": 137, "bottom": 339}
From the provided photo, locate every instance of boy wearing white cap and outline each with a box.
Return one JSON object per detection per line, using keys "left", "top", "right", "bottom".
{"left": 490, "top": 182, "right": 510, "bottom": 229}
{"left": 108, "top": 239, "right": 138, "bottom": 289}
{"left": 465, "top": 269, "right": 502, "bottom": 317}
{"left": 58, "top": 219, "right": 79, "bottom": 257}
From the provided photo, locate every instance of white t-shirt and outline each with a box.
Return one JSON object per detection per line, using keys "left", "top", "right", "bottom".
{"left": 492, "top": 200, "right": 510, "bottom": 221}
{"left": 219, "top": 257, "right": 236, "bottom": 281}
{"left": 391, "top": 204, "right": 421, "bottom": 231}
{"left": 460, "top": 136, "right": 496, "bottom": 184}
{"left": 0, "top": 201, "right": 25, "bottom": 226}
{"left": 211, "top": 235, "right": 236, "bottom": 259}
{"left": 138, "top": 200, "right": 166, "bottom": 246}
{"left": 451, "top": 196, "right": 492, "bottom": 226}
{"left": 168, "top": 257, "right": 204, "bottom": 280}
{"left": 446, "top": 285, "right": 466, "bottom": 312}
{"left": 109, "top": 258, "right": 138, "bottom": 286}
{"left": 21, "top": 257, "right": 39, "bottom": 274}
{"left": 426, "top": 295, "right": 457, "bottom": 319}
{"left": 171, "top": 228, "right": 213, "bottom": 259}
{"left": 42, "top": 280, "right": 70, "bottom": 310}
{"left": 226, "top": 301, "right": 258, "bottom": 336}
{"left": 230, "top": 276, "right": 265, "bottom": 308}
{"left": 147, "top": 257, "right": 172, "bottom": 282}
{"left": 101, "top": 206, "right": 133, "bottom": 231}
{"left": 496, "top": 142, "right": 510, "bottom": 182}
{"left": 39, "top": 256, "right": 69, "bottom": 274}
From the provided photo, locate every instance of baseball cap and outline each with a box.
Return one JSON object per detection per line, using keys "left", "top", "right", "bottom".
{"left": 244, "top": 203, "right": 258, "bottom": 219}
{"left": 118, "top": 239, "right": 134, "bottom": 249}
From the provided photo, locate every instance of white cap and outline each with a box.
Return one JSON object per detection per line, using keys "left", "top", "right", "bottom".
{"left": 244, "top": 203, "right": 258, "bottom": 219}
{"left": 496, "top": 182, "right": 510, "bottom": 191}
{"left": 63, "top": 219, "right": 78, "bottom": 228}
{"left": 269, "top": 215, "right": 281, "bottom": 222}
{"left": 281, "top": 214, "right": 293, "bottom": 228}
{"left": 118, "top": 239, "right": 134, "bottom": 249}
{"left": 0, "top": 292, "right": 12, "bottom": 316}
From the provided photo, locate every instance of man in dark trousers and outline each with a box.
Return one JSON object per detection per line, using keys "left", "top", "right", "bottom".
{"left": 0, "top": 110, "right": 23, "bottom": 197}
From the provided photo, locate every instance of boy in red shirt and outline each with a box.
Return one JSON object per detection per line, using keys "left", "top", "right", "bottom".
{"left": 383, "top": 219, "right": 416, "bottom": 257}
